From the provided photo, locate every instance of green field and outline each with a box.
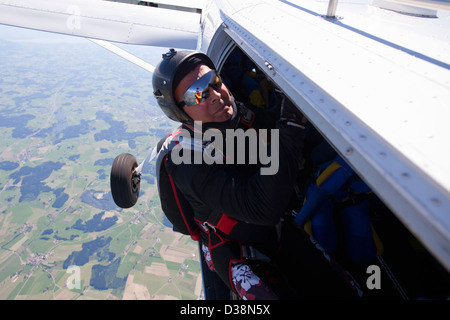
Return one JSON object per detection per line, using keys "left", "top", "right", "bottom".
{"left": 0, "top": 26, "right": 202, "bottom": 300}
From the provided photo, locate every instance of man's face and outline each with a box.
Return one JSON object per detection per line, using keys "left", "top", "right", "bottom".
{"left": 174, "top": 64, "right": 234, "bottom": 123}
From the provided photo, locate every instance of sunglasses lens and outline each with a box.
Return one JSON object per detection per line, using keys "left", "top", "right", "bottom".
{"left": 180, "top": 70, "right": 222, "bottom": 107}
{"left": 212, "top": 74, "right": 222, "bottom": 89}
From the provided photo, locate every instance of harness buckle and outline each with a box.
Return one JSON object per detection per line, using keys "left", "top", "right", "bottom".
{"left": 201, "top": 221, "right": 216, "bottom": 233}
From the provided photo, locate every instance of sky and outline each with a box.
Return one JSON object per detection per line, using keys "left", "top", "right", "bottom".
{"left": 0, "top": 23, "right": 166, "bottom": 71}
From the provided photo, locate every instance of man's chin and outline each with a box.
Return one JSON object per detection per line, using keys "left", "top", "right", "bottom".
{"left": 214, "top": 105, "right": 233, "bottom": 122}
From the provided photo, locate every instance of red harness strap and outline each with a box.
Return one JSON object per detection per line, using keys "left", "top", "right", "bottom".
{"left": 214, "top": 214, "right": 238, "bottom": 235}
{"left": 164, "top": 154, "right": 201, "bottom": 241}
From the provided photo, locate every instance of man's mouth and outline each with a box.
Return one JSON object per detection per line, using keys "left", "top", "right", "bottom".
{"left": 213, "top": 101, "right": 228, "bottom": 115}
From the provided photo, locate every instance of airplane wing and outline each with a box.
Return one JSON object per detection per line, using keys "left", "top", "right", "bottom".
{"left": 0, "top": 0, "right": 203, "bottom": 49}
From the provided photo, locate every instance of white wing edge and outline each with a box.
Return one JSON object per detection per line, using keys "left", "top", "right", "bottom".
{"left": 0, "top": 0, "right": 201, "bottom": 49}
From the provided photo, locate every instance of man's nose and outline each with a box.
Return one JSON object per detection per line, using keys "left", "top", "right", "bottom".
{"left": 208, "top": 86, "right": 221, "bottom": 103}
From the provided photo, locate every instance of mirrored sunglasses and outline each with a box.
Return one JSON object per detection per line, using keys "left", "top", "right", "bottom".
{"left": 178, "top": 70, "right": 222, "bottom": 107}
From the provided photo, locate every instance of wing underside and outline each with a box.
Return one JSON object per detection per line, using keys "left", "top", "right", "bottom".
{"left": 0, "top": 0, "right": 201, "bottom": 49}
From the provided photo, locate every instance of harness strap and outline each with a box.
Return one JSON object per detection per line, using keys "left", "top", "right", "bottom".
{"left": 239, "top": 106, "right": 256, "bottom": 128}
{"left": 163, "top": 154, "right": 201, "bottom": 241}
{"left": 213, "top": 214, "right": 238, "bottom": 235}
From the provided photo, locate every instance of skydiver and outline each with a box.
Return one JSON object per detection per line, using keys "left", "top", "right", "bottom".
{"left": 152, "top": 48, "right": 362, "bottom": 299}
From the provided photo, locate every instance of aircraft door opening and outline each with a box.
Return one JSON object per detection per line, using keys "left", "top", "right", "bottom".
{"left": 216, "top": 45, "right": 450, "bottom": 300}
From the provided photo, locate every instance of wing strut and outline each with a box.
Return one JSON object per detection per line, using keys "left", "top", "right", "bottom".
{"left": 88, "top": 39, "right": 155, "bottom": 73}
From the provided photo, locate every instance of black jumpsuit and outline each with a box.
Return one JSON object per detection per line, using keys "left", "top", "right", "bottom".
{"left": 163, "top": 103, "right": 362, "bottom": 299}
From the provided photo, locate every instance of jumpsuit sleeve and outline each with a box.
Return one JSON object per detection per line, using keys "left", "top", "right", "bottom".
{"left": 167, "top": 123, "right": 305, "bottom": 226}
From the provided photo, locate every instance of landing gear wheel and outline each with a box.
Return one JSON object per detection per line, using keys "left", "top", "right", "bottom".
{"left": 110, "top": 153, "right": 140, "bottom": 208}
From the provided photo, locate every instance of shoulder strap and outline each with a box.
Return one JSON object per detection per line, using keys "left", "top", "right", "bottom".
{"left": 155, "top": 127, "right": 201, "bottom": 241}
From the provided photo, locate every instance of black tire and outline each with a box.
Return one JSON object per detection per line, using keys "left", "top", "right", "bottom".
{"left": 110, "top": 153, "right": 140, "bottom": 208}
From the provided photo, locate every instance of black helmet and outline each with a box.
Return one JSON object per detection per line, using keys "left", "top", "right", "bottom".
{"left": 152, "top": 48, "right": 215, "bottom": 124}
